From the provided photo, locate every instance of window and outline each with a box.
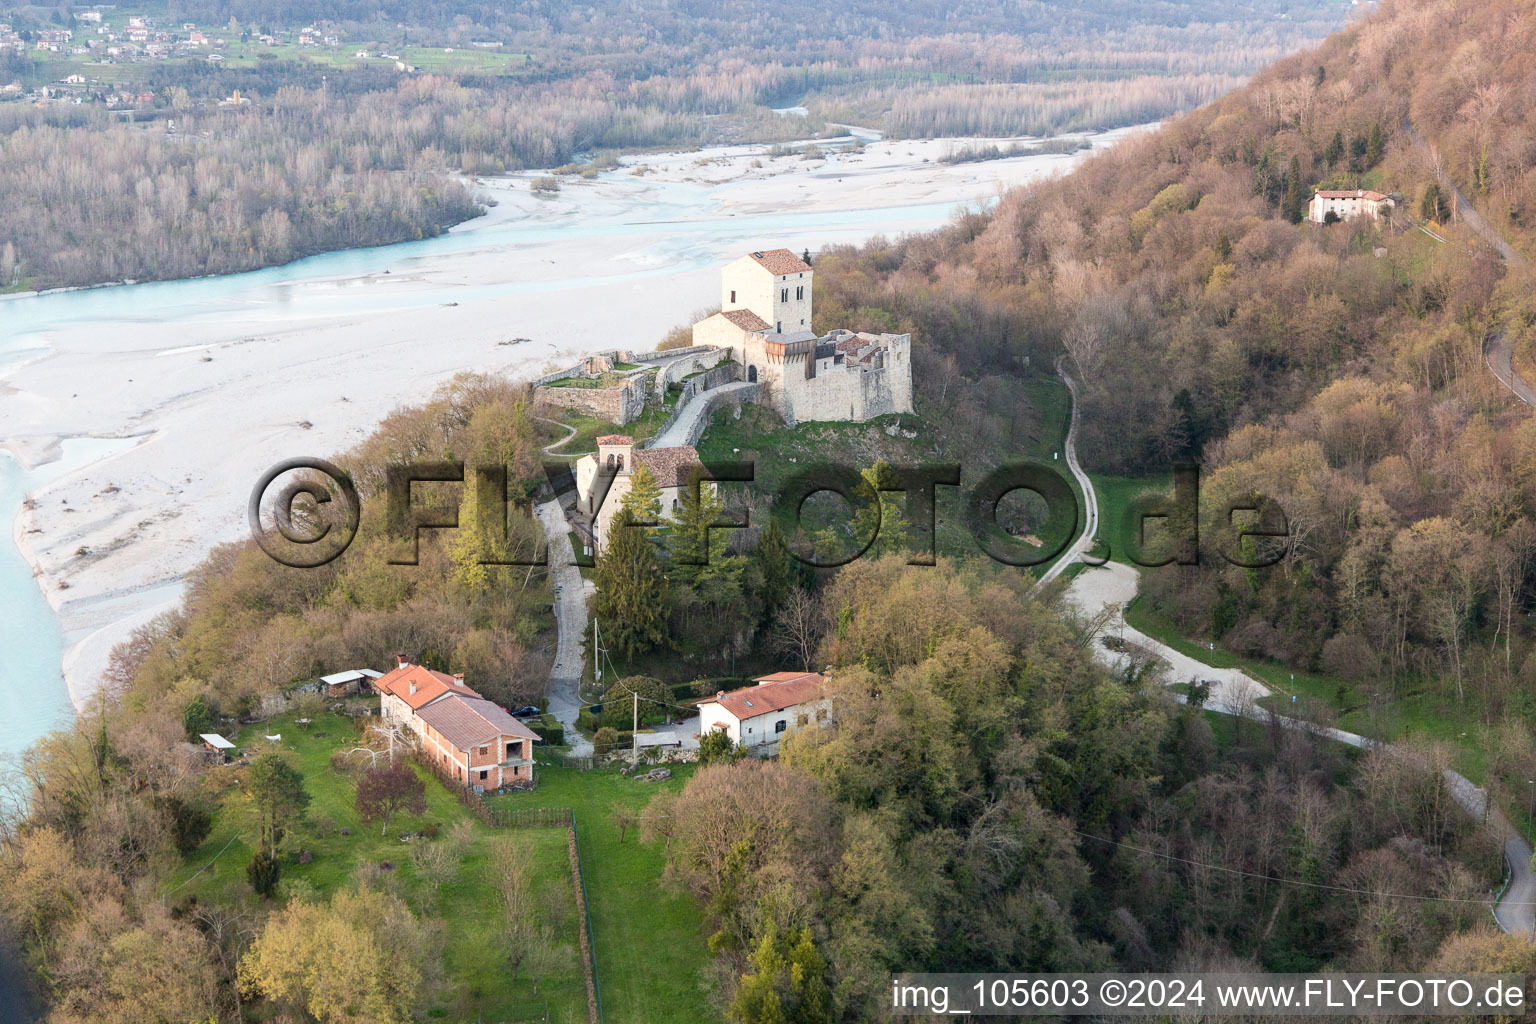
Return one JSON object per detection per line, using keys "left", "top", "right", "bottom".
{"left": 729, "top": 289, "right": 736, "bottom": 303}
{"left": 506, "top": 741, "right": 516, "bottom": 759}
{"left": 816, "top": 708, "right": 828, "bottom": 721}
{"left": 776, "top": 322, "right": 782, "bottom": 333}
{"left": 479, "top": 769, "right": 488, "bottom": 781}
{"left": 775, "top": 719, "right": 787, "bottom": 734}
{"left": 797, "top": 713, "right": 808, "bottom": 726}
{"left": 795, "top": 286, "right": 803, "bottom": 300}
{"left": 780, "top": 288, "right": 788, "bottom": 302}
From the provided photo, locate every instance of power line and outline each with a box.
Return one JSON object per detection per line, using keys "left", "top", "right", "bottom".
{"left": 1068, "top": 827, "right": 1533, "bottom": 906}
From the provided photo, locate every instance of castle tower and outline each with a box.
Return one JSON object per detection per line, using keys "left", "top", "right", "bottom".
{"left": 720, "top": 249, "right": 813, "bottom": 335}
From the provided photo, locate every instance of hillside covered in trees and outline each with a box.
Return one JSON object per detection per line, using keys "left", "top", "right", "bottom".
{"left": 808, "top": 0, "right": 1536, "bottom": 744}
{"left": 0, "top": 0, "right": 1354, "bottom": 289}
{"left": 1, "top": 366, "right": 1525, "bottom": 1022}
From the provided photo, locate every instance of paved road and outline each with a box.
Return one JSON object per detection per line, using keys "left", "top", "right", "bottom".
{"left": 1401, "top": 119, "right": 1535, "bottom": 408}
{"left": 1035, "top": 360, "right": 1099, "bottom": 588}
{"left": 647, "top": 380, "right": 756, "bottom": 450}
{"left": 535, "top": 498, "right": 594, "bottom": 756}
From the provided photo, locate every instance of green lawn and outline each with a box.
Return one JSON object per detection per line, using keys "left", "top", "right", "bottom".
{"left": 1087, "top": 473, "right": 1173, "bottom": 565}
{"left": 164, "top": 710, "right": 587, "bottom": 1021}
{"left": 487, "top": 765, "right": 714, "bottom": 1024}
{"left": 542, "top": 391, "right": 679, "bottom": 459}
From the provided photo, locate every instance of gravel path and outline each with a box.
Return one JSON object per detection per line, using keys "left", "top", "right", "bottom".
{"left": 1063, "top": 562, "right": 1536, "bottom": 933}
{"left": 535, "top": 498, "right": 594, "bottom": 757}
{"left": 647, "top": 380, "right": 756, "bottom": 450}
{"left": 1035, "top": 361, "right": 1099, "bottom": 588}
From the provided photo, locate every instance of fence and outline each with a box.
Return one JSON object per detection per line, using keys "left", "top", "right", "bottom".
{"left": 570, "top": 816, "right": 604, "bottom": 1024}
{"left": 488, "top": 805, "right": 573, "bottom": 829}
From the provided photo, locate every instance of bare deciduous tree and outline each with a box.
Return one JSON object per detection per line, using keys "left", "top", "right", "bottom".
{"left": 766, "top": 585, "right": 824, "bottom": 672}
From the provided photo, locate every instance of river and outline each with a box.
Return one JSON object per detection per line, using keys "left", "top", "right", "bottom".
{"left": 0, "top": 124, "right": 1150, "bottom": 771}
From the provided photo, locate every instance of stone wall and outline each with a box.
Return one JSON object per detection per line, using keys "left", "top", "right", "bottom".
{"left": 630, "top": 343, "right": 716, "bottom": 363}
{"left": 645, "top": 362, "right": 744, "bottom": 446}
{"left": 653, "top": 347, "right": 730, "bottom": 394}
{"left": 678, "top": 381, "right": 758, "bottom": 447}
{"left": 535, "top": 377, "right": 646, "bottom": 425}
{"left": 775, "top": 333, "right": 914, "bottom": 426}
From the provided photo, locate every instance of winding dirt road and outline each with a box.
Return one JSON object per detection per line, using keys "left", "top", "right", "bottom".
{"left": 1045, "top": 360, "right": 1535, "bottom": 934}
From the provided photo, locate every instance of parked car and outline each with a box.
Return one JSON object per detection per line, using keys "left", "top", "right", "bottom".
{"left": 510, "top": 705, "right": 541, "bottom": 719}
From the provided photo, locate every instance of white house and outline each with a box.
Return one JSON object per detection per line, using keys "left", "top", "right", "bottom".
{"left": 1309, "top": 189, "right": 1393, "bottom": 224}
{"left": 696, "top": 672, "right": 833, "bottom": 751}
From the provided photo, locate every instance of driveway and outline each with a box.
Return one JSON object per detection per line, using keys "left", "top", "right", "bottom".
{"left": 647, "top": 380, "right": 755, "bottom": 450}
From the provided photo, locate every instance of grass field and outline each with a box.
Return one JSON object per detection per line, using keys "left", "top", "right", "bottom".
{"left": 1086, "top": 473, "right": 1173, "bottom": 565}
{"left": 164, "top": 709, "right": 588, "bottom": 1021}
{"left": 488, "top": 765, "right": 714, "bottom": 1024}
{"left": 693, "top": 372, "right": 1079, "bottom": 573}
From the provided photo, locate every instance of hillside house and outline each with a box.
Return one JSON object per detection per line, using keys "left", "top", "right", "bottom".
{"left": 696, "top": 672, "right": 833, "bottom": 751}
{"left": 417, "top": 692, "right": 540, "bottom": 791}
{"left": 372, "top": 656, "right": 482, "bottom": 737}
{"left": 1309, "top": 189, "right": 1393, "bottom": 224}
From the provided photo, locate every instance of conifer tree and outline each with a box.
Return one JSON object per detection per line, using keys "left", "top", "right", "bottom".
{"left": 593, "top": 510, "right": 670, "bottom": 658}
{"left": 619, "top": 462, "right": 663, "bottom": 523}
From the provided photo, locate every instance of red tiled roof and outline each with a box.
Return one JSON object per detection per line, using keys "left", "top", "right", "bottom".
{"left": 703, "top": 673, "right": 826, "bottom": 721}
{"left": 755, "top": 671, "right": 822, "bottom": 685}
{"left": 1313, "top": 189, "right": 1389, "bottom": 201}
{"left": 634, "top": 445, "right": 702, "bottom": 487}
{"left": 746, "top": 249, "right": 812, "bottom": 276}
{"left": 374, "top": 664, "right": 479, "bottom": 710}
{"left": 718, "top": 308, "right": 771, "bottom": 332}
{"left": 416, "top": 692, "right": 539, "bottom": 752}
{"left": 596, "top": 434, "right": 634, "bottom": 446}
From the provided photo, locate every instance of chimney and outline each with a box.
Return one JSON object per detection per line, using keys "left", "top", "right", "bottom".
{"left": 395, "top": 653, "right": 408, "bottom": 669}
{"left": 408, "top": 680, "right": 417, "bottom": 696}
{"left": 452, "top": 673, "right": 465, "bottom": 687}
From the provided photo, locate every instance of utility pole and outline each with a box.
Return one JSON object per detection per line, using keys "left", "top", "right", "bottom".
{"left": 632, "top": 689, "right": 639, "bottom": 768}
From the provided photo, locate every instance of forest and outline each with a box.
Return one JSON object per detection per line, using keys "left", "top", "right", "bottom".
{"left": 0, "top": 0, "right": 1352, "bottom": 290}
{"left": 804, "top": 0, "right": 1536, "bottom": 828}
{"left": 3, "top": 362, "right": 1531, "bottom": 1022}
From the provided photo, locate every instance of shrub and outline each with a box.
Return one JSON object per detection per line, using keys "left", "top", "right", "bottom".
{"left": 247, "top": 851, "right": 281, "bottom": 897}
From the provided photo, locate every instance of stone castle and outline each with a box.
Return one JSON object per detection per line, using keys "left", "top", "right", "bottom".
{"left": 560, "top": 248, "right": 915, "bottom": 553}
{"left": 690, "top": 249, "right": 913, "bottom": 426}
